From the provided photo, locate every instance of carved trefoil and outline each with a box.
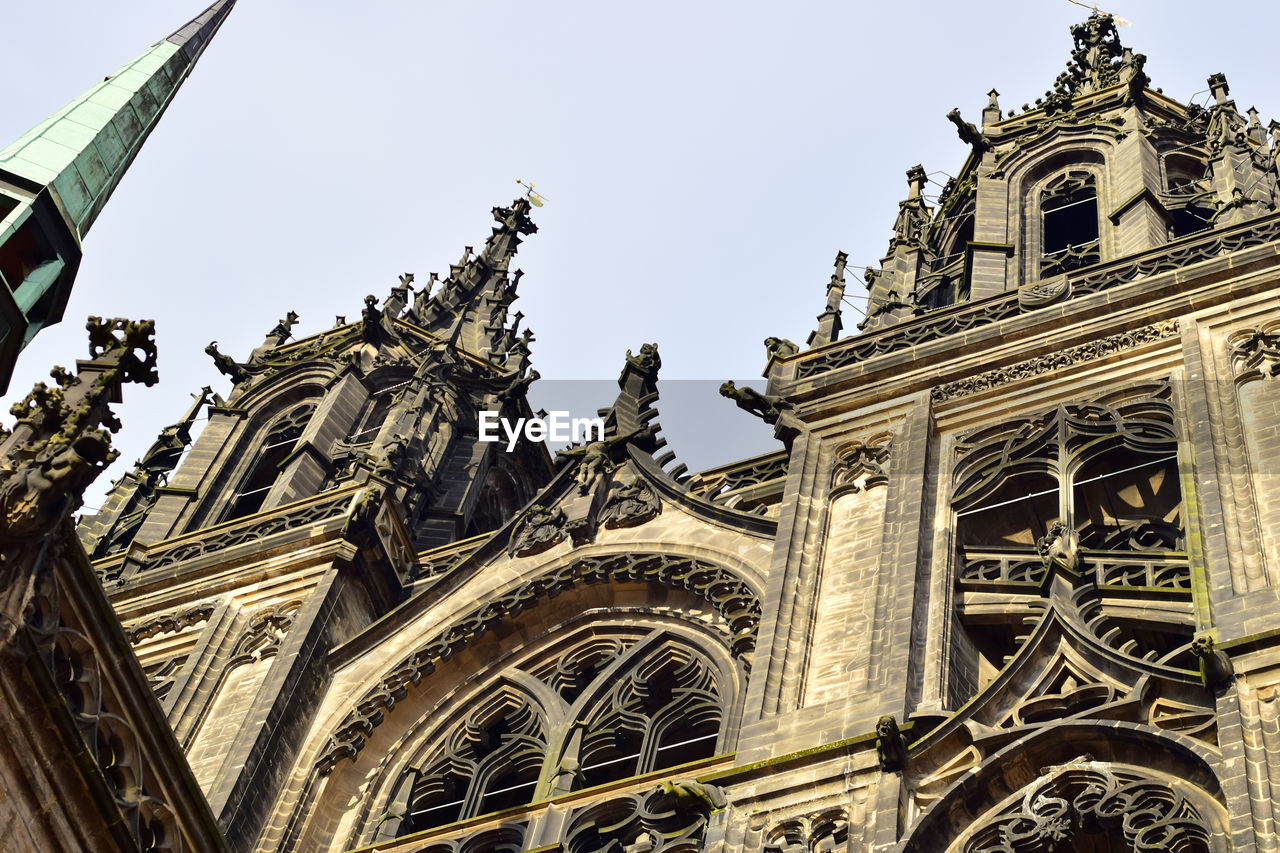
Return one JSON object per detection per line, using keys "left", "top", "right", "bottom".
{"left": 762, "top": 806, "right": 850, "bottom": 853}
{"left": 831, "top": 434, "right": 892, "bottom": 495}
{"left": 1230, "top": 321, "right": 1280, "bottom": 381}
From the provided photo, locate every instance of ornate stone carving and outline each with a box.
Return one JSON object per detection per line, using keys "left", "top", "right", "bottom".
{"left": 572, "top": 441, "right": 615, "bottom": 495}
{"left": 508, "top": 503, "right": 566, "bottom": 556}
{"left": 24, "top": 544, "right": 190, "bottom": 851}
{"left": 1229, "top": 323, "right": 1280, "bottom": 379}
{"left": 125, "top": 602, "right": 216, "bottom": 644}
{"left": 1072, "top": 215, "right": 1280, "bottom": 296}
{"left": 803, "top": 296, "right": 1025, "bottom": 377}
{"left": 627, "top": 343, "right": 661, "bottom": 375}
{"left": 1191, "top": 634, "right": 1233, "bottom": 689}
{"left": 413, "top": 825, "right": 526, "bottom": 853}
{"left": 719, "top": 381, "right": 793, "bottom": 425}
{"left": 136, "top": 492, "right": 352, "bottom": 574}
{"left": 962, "top": 760, "right": 1215, "bottom": 853}
{"left": 765, "top": 336, "right": 799, "bottom": 358}
{"left": 655, "top": 779, "right": 726, "bottom": 811}
{"left": 876, "top": 715, "right": 907, "bottom": 771}
{"left": 1018, "top": 275, "right": 1070, "bottom": 308}
{"left": 564, "top": 787, "right": 711, "bottom": 853}
{"left": 1, "top": 318, "right": 157, "bottom": 647}
{"left": 686, "top": 451, "right": 789, "bottom": 507}
{"left": 932, "top": 320, "right": 1179, "bottom": 402}
{"left": 762, "top": 807, "right": 850, "bottom": 853}
{"left": 598, "top": 476, "right": 660, "bottom": 529}
{"left": 947, "top": 109, "right": 990, "bottom": 154}
{"left": 231, "top": 600, "right": 301, "bottom": 664}
{"left": 1036, "top": 520, "right": 1082, "bottom": 573}
{"left": 204, "top": 340, "right": 250, "bottom": 383}
{"left": 831, "top": 435, "right": 891, "bottom": 494}
{"left": 799, "top": 213, "right": 1280, "bottom": 380}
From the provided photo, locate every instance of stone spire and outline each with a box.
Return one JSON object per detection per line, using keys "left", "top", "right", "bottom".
{"left": 0, "top": 0, "right": 237, "bottom": 392}
{"left": 807, "top": 252, "right": 848, "bottom": 348}
{"left": 1203, "top": 73, "right": 1278, "bottom": 226}
{"left": 404, "top": 198, "right": 539, "bottom": 365}
{"left": 859, "top": 166, "right": 933, "bottom": 332}
{"left": 78, "top": 385, "right": 214, "bottom": 559}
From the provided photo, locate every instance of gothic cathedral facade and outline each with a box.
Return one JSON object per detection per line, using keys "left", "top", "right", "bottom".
{"left": 3, "top": 7, "right": 1280, "bottom": 853}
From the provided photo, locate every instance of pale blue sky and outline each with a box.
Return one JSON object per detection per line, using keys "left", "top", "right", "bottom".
{"left": 2, "top": 1, "right": 1276, "bottom": 511}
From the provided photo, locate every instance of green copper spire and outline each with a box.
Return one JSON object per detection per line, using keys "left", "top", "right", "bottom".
{"left": 0, "top": 0, "right": 237, "bottom": 392}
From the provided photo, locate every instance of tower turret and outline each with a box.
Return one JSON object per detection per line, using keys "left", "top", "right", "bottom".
{"left": 83, "top": 197, "right": 553, "bottom": 560}
{"left": 834, "top": 12, "right": 1279, "bottom": 340}
{"left": 0, "top": 0, "right": 237, "bottom": 392}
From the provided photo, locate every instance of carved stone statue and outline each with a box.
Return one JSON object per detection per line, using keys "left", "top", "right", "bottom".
{"left": 1036, "top": 520, "right": 1082, "bottom": 573}
{"left": 946, "top": 108, "right": 990, "bottom": 153}
{"left": 598, "top": 476, "right": 660, "bottom": 529}
{"left": 1191, "top": 634, "right": 1233, "bottom": 688}
{"left": 361, "top": 295, "right": 383, "bottom": 344}
{"left": 656, "top": 779, "right": 727, "bottom": 810}
{"left": 626, "top": 343, "right": 661, "bottom": 375}
{"left": 205, "top": 341, "right": 250, "bottom": 384}
{"left": 267, "top": 311, "right": 299, "bottom": 344}
{"left": 508, "top": 503, "right": 566, "bottom": 557}
{"left": 876, "top": 715, "right": 907, "bottom": 771}
{"left": 764, "top": 336, "right": 799, "bottom": 358}
{"left": 573, "top": 441, "right": 614, "bottom": 495}
{"left": 1, "top": 433, "right": 113, "bottom": 542}
{"left": 720, "top": 380, "right": 793, "bottom": 425}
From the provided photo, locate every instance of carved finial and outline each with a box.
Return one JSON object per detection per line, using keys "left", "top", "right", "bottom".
{"left": 399, "top": 272, "right": 414, "bottom": 288}
{"left": 905, "top": 165, "right": 927, "bottom": 200}
{"left": 625, "top": 343, "right": 661, "bottom": 375}
{"left": 1208, "top": 73, "right": 1230, "bottom": 105}
{"left": 1248, "top": 107, "right": 1267, "bottom": 145}
{"left": 0, "top": 318, "right": 158, "bottom": 638}
{"left": 266, "top": 310, "right": 299, "bottom": 345}
{"left": 983, "top": 88, "right": 1002, "bottom": 125}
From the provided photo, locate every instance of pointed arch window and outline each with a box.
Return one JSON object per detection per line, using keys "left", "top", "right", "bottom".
{"left": 224, "top": 403, "right": 314, "bottom": 521}
{"left": 577, "top": 649, "right": 722, "bottom": 788}
{"left": 1040, "top": 170, "right": 1100, "bottom": 276}
{"left": 954, "top": 382, "right": 1185, "bottom": 578}
{"left": 375, "top": 690, "right": 547, "bottom": 840}
{"left": 372, "top": 628, "right": 731, "bottom": 843}
{"left": 1163, "top": 152, "right": 1213, "bottom": 239}
{"left": 947, "top": 383, "right": 1191, "bottom": 700}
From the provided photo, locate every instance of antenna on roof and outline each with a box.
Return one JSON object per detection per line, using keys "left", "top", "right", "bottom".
{"left": 516, "top": 179, "right": 548, "bottom": 207}
{"left": 1066, "top": 0, "right": 1132, "bottom": 25}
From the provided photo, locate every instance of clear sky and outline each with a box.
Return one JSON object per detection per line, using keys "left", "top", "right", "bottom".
{"left": 3, "top": 1, "right": 1278, "bottom": 513}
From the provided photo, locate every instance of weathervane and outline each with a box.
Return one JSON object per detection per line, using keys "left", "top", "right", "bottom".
{"left": 1066, "top": 0, "right": 1132, "bottom": 25}
{"left": 517, "top": 179, "right": 548, "bottom": 207}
